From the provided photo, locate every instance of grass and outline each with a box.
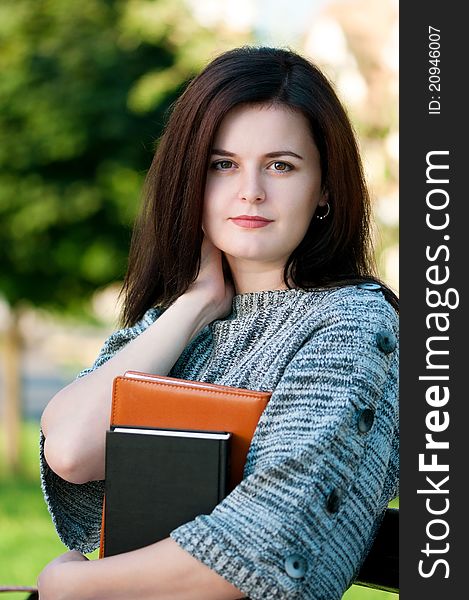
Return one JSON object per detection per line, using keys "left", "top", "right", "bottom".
{"left": 0, "top": 421, "right": 398, "bottom": 599}
{"left": 0, "top": 421, "right": 99, "bottom": 599}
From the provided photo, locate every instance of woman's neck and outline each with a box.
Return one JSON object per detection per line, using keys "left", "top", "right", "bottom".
{"left": 226, "top": 255, "right": 289, "bottom": 295}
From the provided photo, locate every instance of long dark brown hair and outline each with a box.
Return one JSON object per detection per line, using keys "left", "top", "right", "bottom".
{"left": 120, "top": 45, "right": 398, "bottom": 327}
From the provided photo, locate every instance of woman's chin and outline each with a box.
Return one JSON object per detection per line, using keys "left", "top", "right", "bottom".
{"left": 223, "top": 250, "right": 284, "bottom": 264}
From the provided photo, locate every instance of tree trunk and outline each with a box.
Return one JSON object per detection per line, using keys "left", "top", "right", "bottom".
{"left": 1, "top": 306, "right": 22, "bottom": 474}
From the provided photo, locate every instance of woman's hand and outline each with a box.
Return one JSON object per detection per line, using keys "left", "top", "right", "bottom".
{"left": 37, "top": 551, "right": 88, "bottom": 600}
{"left": 36, "top": 539, "right": 246, "bottom": 600}
{"left": 183, "top": 236, "right": 235, "bottom": 322}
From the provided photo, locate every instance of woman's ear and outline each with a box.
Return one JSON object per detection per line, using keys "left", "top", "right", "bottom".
{"left": 319, "top": 188, "right": 329, "bottom": 207}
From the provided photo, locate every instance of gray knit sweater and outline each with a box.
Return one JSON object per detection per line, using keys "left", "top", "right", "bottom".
{"left": 39, "top": 285, "right": 399, "bottom": 600}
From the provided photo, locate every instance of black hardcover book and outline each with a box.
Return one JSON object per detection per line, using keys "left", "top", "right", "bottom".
{"left": 103, "top": 426, "right": 231, "bottom": 557}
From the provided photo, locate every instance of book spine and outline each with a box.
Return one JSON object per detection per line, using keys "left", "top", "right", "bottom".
{"left": 218, "top": 438, "right": 230, "bottom": 501}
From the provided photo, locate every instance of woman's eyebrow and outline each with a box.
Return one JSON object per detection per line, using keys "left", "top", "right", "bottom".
{"left": 211, "top": 148, "right": 304, "bottom": 160}
{"left": 265, "top": 151, "right": 304, "bottom": 160}
{"left": 211, "top": 149, "right": 237, "bottom": 157}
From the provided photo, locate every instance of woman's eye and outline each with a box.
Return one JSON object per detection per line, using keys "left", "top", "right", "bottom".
{"left": 212, "top": 160, "right": 234, "bottom": 170}
{"left": 270, "top": 161, "right": 292, "bottom": 172}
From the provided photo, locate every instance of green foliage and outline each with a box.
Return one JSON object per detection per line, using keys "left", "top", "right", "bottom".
{"left": 0, "top": 0, "right": 226, "bottom": 314}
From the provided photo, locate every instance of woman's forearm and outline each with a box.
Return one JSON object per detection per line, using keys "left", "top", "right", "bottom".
{"left": 43, "top": 538, "right": 245, "bottom": 600}
{"left": 41, "top": 292, "right": 213, "bottom": 484}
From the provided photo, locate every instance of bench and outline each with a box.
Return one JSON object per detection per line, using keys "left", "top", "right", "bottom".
{"left": 354, "top": 507, "right": 399, "bottom": 594}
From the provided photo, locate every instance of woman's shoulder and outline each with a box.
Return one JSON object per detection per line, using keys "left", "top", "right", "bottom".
{"left": 299, "top": 283, "right": 398, "bottom": 329}
{"left": 297, "top": 283, "right": 399, "bottom": 340}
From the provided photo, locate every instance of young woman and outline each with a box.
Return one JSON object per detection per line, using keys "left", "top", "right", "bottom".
{"left": 38, "top": 46, "right": 399, "bottom": 599}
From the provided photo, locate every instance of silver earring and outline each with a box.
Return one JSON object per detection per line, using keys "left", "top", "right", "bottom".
{"left": 316, "top": 202, "right": 330, "bottom": 220}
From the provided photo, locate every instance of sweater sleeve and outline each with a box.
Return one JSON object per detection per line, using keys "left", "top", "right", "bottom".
{"left": 170, "top": 292, "right": 399, "bottom": 600}
{"left": 39, "top": 308, "right": 162, "bottom": 553}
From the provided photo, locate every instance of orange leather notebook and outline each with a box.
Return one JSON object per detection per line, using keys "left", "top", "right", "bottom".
{"left": 99, "top": 371, "right": 271, "bottom": 558}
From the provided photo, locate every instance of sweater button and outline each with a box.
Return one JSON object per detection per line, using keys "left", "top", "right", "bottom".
{"left": 326, "top": 488, "right": 342, "bottom": 513}
{"left": 376, "top": 329, "right": 397, "bottom": 354}
{"left": 357, "top": 282, "right": 382, "bottom": 291}
{"left": 357, "top": 408, "right": 375, "bottom": 433}
{"left": 284, "top": 553, "right": 307, "bottom": 579}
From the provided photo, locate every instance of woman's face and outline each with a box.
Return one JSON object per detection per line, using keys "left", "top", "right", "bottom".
{"left": 202, "top": 104, "right": 327, "bottom": 271}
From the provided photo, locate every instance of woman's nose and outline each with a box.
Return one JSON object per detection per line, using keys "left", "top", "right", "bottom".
{"left": 237, "top": 171, "right": 266, "bottom": 203}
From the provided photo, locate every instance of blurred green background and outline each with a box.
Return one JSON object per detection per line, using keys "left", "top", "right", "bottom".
{"left": 0, "top": 0, "right": 398, "bottom": 597}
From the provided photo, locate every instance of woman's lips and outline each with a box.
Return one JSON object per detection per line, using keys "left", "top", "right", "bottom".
{"left": 230, "top": 216, "right": 273, "bottom": 229}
